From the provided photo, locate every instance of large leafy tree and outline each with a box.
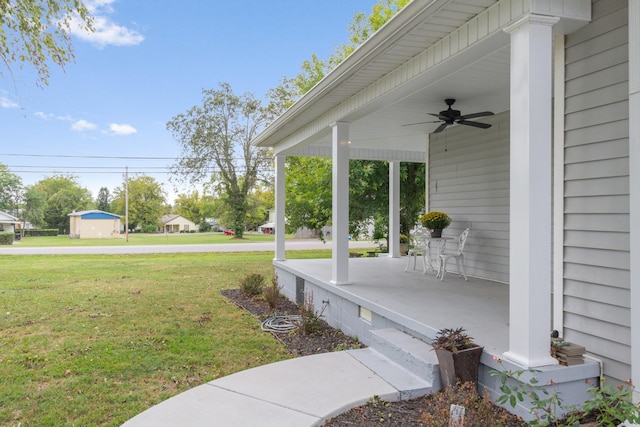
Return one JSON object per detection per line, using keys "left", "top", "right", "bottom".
{"left": 33, "top": 174, "right": 92, "bottom": 233}
{"left": 0, "top": 0, "right": 94, "bottom": 87}
{"left": 22, "top": 186, "right": 47, "bottom": 228}
{"left": 173, "top": 190, "right": 216, "bottom": 226}
{"left": 245, "top": 184, "right": 274, "bottom": 231}
{"left": 285, "top": 158, "right": 424, "bottom": 240}
{"left": 95, "top": 187, "right": 111, "bottom": 212}
{"left": 111, "top": 176, "right": 167, "bottom": 231}
{"left": 166, "top": 83, "right": 272, "bottom": 238}
{"left": 285, "top": 157, "right": 332, "bottom": 236}
{"left": 0, "top": 163, "right": 23, "bottom": 214}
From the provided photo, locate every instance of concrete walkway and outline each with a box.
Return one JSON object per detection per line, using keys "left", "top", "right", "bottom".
{"left": 121, "top": 348, "right": 434, "bottom": 427}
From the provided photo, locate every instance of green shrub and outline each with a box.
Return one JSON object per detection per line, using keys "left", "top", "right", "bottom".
{"left": 240, "top": 273, "right": 265, "bottom": 298}
{"left": 199, "top": 222, "right": 212, "bottom": 232}
{"left": 0, "top": 232, "right": 14, "bottom": 245}
{"left": 582, "top": 383, "right": 640, "bottom": 426}
{"left": 299, "top": 291, "right": 325, "bottom": 335}
{"left": 264, "top": 274, "right": 282, "bottom": 309}
{"left": 141, "top": 224, "right": 157, "bottom": 233}
{"left": 24, "top": 229, "right": 58, "bottom": 237}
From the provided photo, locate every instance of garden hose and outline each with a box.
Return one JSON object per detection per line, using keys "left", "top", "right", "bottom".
{"left": 261, "top": 315, "right": 302, "bottom": 333}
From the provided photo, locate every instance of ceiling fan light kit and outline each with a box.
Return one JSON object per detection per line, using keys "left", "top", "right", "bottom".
{"left": 404, "top": 98, "right": 494, "bottom": 133}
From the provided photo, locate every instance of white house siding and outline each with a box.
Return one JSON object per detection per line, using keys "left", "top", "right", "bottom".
{"left": 563, "top": 0, "right": 631, "bottom": 384}
{"left": 428, "top": 111, "right": 510, "bottom": 283}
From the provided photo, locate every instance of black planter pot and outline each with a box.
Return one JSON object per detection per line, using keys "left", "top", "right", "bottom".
{"left": 430, "top": 229, "right": 442, "bottom": 238}
{"left": 435, "top": 346, "right": 484, "bottom": 389}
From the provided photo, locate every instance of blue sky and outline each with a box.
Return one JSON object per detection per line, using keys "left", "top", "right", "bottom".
{"left": 1, "top": 0, "right": 374, "bottom": 202}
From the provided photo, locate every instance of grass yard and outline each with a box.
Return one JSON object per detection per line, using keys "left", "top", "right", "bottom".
{"left": 0, "top": 250, "right": 330, "bottom": 426}
{"left": 14, "top": 232, "right": 277, "bottom": 247}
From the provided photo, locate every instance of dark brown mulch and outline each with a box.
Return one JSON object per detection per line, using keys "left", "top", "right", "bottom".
{"left": 221, "top": 288, "right": 528, "bottom": 426}
{"left": 220, "top": 288, "right": 364, "bottom": 356}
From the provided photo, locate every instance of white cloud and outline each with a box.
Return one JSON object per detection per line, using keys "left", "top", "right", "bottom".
{"left": 109, "top": 123, "right": 137, "bottom": 135}
{"left": 34, "top": 111, "right": 54, "bottom": 120}
{"left": 72, "top": 119, "right": 98, "bottom": 131}
{"left": 70, "top": 0, "right": 144, "bottom": 48}
{"left": 1, "top": 96, "right": 18, "bottom": 109}
{"left": 36, "top": 112, "right": 77, "bottom": 122}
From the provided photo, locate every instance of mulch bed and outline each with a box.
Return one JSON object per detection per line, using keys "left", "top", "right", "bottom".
{"left": 220, "top": 289, "right": 364, "bottom": 356}
{"left": 221, "top": 288, "right": 529, "bottom": 426}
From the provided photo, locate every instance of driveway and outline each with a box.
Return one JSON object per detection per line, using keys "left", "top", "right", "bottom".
{"left": 0, "top": 239, "right": 376, "bottom": 255}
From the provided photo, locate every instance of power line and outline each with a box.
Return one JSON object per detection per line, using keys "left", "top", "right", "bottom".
{"left": 7, "top": 165, "right": 171, "bottom": 170}
{"left": 0, "top": 153, "right": 179, "bottom": 160}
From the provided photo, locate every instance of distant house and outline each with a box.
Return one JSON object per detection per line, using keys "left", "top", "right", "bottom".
{"left": 68, "top": 210, "right": 121, "bottom": 239}
{"left": 258, "top": 209, "right": 275, "bottom": 234}
{"left": 161, "top": 214, "right": 196, "bottom": 233}
{"left": 0, "top": 211, "right": 20, "bottom": 233}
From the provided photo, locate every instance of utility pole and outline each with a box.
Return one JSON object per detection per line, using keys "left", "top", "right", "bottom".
{"left": 125, "top": 166, "right": 129, "bottom": 242}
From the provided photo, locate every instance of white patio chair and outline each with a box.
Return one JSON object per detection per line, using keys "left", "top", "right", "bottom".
{"left": 436, "top": 228, "right": 470, "bottom": 281}
{"left": 404, "top": 227, "right": 432, "bottom": 273}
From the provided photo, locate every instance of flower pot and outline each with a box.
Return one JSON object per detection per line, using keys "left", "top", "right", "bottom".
{"left": 435, "top": 346, "right": 484, "bottom": 389}
{"left": 430, "top": 229, "right": 442, "bottom": 238}
{"left": 399, "top": 243, "right": 408, "bottom": 256}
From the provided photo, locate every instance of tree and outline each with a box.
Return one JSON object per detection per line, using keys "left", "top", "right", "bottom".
{"left": 285, "top": 158, "right": 425, "bottom": 241}
{"left": 111, "top": 175, "right": 167, "bottom": 231}
{"left": 22, "top": 186, "right": 47, "bottom": 228}
{"left": 33, "top": 174, "right": 92, "bottom": 233}
{"left": 95, "top": 187, "right": 111, "bottom": 212}
{"left": 0, "top": 0, "right": 94, "bottom": 87}
{"left": 245, "top": 185, "right": 274, "bottom": 231}
{"left": 174, "top": 190, "right": 215, "bottom": 226}
{"left": 0, "top": 163, "right": 23, "bottom": 214}
{"left": 285, "top": 157, "right": 332, "bottom": 237}
{"left": 166, "top": 83, "right": 272, "bottom": 238}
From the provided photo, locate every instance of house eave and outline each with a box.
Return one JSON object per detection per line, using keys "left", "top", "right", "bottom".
{"left": 252, "top": 0, "right": 455, "bottom": 148}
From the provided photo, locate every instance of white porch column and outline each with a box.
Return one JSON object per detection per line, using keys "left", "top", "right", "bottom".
{"left": 629, "top": 0, "right": 640, "bottom": 402}
{"left": 425, "top": 134, "right": 430, "bottom": 213}
{"left": 274, "top": 154, "right": 286, "bottom": 261}
{"left": 331, "top": 121, "right": 350, "bottom": 285}
{"left": 389, "top": 161, "right": 401, "bottom": 257}
{"left": 503, "top": 15, "right": 559, "bottom": 368}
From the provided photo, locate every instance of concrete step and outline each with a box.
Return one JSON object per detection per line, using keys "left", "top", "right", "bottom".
{"left": 368, "top": 328, "right": 441, "bottom": 391}
{"left": 346, "top": 347, "right": 435, "bottom": 400}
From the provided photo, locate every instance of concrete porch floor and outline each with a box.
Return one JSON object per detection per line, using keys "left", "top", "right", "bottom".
{"left": 277, "top": 255, "right": 510, "bottom": 355}
{"left": 274, "top": 255, "right": 600, "bottom": 420}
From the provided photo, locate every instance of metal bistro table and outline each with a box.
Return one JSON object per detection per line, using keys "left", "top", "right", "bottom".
{"left": 405, "top": 234, "right": 453, "bottom": 274}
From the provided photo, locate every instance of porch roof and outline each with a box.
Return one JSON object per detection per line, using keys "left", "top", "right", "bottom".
{"left": 253, "top": 0, "right": 590, "bottom": 160}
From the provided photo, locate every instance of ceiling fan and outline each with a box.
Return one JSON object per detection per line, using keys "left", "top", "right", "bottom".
{"left": 403, "top": 98, "right": 494, "bottom": 133}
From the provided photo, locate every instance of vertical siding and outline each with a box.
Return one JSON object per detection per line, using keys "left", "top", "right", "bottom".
{"left": 564, "top": 0, "right": 631, "bottom": 384}
{"left": 429, "top": 112, "right": 510, "bottom": 282}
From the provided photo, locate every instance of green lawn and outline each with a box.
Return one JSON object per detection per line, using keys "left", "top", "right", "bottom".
{"left": 0, "top": 250, "right": 330, "bottom": 426}
{"left": 14, "top": 232, "right": 278, "bottom": 247}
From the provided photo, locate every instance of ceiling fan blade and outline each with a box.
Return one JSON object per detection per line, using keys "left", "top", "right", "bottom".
{"left": 428, "top": 112, "right": 451, "bottom": 121}
{"left": 460, "top": 111, "right": 494, "bottom": 120}
{"left": 402, "top": 120, "right": 441, "bottom": 127}
{"left": 458, "top": 120, "right": 492, "bottom": 129}
{"left": 433, "top": 123, "right": 449, "bottom": 133}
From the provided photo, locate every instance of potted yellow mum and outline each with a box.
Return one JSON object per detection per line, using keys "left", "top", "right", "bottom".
{"left": 419, "top": 211, "right": 452, "bottom": 238}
